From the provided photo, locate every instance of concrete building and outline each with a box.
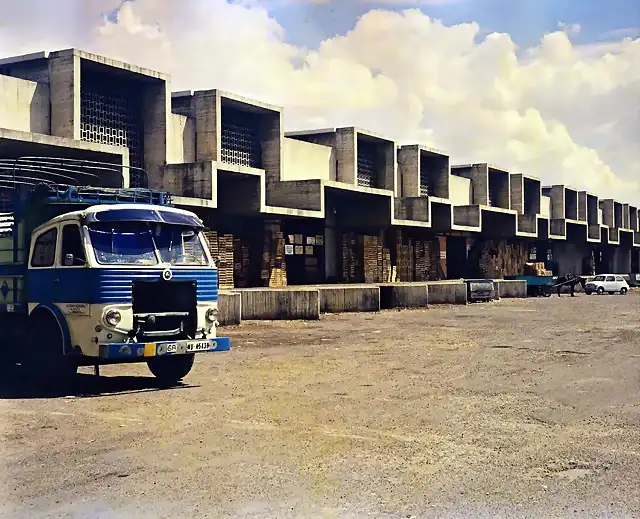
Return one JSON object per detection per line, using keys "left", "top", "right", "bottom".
{"left": 1, "top": 47, "right": 639, "bottom": 288}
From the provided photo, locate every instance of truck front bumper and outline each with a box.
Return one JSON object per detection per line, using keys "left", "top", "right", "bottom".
{"left": 98, "top": 337, "right": 231, "bottom": 360}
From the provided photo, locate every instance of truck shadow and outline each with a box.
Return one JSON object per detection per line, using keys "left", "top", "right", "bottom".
{"left": 0, "top": 370, "right": 199, "bottom": 399}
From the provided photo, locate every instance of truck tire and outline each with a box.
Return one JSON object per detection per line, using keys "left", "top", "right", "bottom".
{"left": 147, "top": 354, "right": 195, "bottom": 385}
{"left": 24, "top": 314, "right": 77, "bottom": 392}
{"left": 596, "top": 286, "right": 604, "bottom": 295}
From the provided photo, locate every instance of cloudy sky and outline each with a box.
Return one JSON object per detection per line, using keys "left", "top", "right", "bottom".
{"left": 0, "top": 0, "right": 639, "bottom": 201}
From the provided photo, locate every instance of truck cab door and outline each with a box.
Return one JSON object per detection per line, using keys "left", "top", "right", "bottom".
{"left": 53, "top": 223, "right": 88, "bottom": 304}
{"left": 28, "top": 226, "right": 59, "bottom": 304}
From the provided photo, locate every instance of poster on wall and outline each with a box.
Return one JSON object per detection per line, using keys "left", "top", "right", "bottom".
{"left": 306, "top": 236, "right": 316, "bottom": 246}
{"left": 285, "top": 244, "right": 294, "bottom": 255}
{"left": 294, "top": 235, "right": 303, "bottom": 245}
{"left": 294, "top": 246, "right": 304, "bottom": 255}
{"left": 287, "top": 235, "right": 295, "bottom": 244}
{"left": 305, "top": 246, "right": 314, "bottom": 255}
{"left": 315, "top": 236, "right": 324, "bottom": 246}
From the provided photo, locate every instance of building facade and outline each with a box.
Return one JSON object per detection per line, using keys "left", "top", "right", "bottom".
{"left": 1, "top": 48, "right": 639, "bottom": 288}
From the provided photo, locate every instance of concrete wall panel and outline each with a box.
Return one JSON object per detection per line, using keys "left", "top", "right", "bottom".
{"left": 167, "top": 113, "right": 195, "bottom": 164}
{"left": 282, "top": 137, "right": 333, "bottom": 181}
{"left": 0, "top": 75, "right": 50, "bottom": 134}
{"left": 240, "top": 288, "right": 320, "bottom": 320}
{"left": 218, "top": 291, "right": 242, "bottom": 326}
{"left": 494, "top": 280, "right": 526, "bottom": 298}
{"left": 319, "top": 286, "right": 380, "bottom": 313}
{"left": 450, "top": 175, "right": 472, "bottom": 206}
{"left": 426, "top": 282, "right": 467, "bottom": 305}
{"left": 379, "top": 284, "right": 429, "bottom": 309}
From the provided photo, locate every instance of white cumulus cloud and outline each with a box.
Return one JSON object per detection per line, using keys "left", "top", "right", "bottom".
{"left": 1, "top": 0, "right": 639, "bottom": 202}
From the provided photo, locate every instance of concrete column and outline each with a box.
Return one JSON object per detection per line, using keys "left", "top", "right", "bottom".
{"left": 470, "top": 165, "right": 488, "bottom": 205}
{"left": 397, "top": 146, "right": 419, "bottom": 198}
{"left": 381, "top": 141, "right": 397, "bottom": 194}
{"left": 335, "top": 127, "right": 356, "bottom": 185}
{"left": 549, "top": 186, "right": 565, "bottom": 220}
{"left": 194, "top": 90, "right": 221, "bottom": 162}
{"left": 260, "top": 111, "right": 283, "bottom": 185}
{"left": 510, "top": 174, "right": 524, "bottom": 214}
{"left": 578, "top": 192, "right": 587, "bottom": 221}
{"left": 48, "top": 50, "right": 80, "bottom": 140}
{"left": 143, "top": 81, "right": 170, "bottom": 189}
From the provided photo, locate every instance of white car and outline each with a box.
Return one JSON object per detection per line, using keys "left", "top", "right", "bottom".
{"left": 584, "top": 274, "right": 630, "bottom": 295}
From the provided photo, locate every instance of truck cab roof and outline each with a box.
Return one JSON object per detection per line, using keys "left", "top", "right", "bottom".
{"left": 32, "top": 204, "right": 204, "bottom": 235}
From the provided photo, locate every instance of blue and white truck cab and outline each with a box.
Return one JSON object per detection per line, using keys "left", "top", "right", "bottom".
{"left": 0, "top": 158, "right": 230, "bottom": 389}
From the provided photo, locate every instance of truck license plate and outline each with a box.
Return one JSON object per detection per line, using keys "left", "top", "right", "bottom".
{"left": 186, "top": 341, "right": 211, "bottom": 352}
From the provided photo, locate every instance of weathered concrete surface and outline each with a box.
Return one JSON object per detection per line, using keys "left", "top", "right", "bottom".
{"left": 218, "top": 291, "right": 242, "bottom": 326}
{"left": 494, "top": 279, "right": 527, "bottom": 298}
{"left": 239, "top": 288, "right": 320, "bottom": 320}
{"left": 319, "top": 285, "right": 380, "bottom": 313}
{"left": 379, "top": 283, "right": 429, "bottom": 309}
{"left": 426, "top": 281, "right": 467, "bottom": 305}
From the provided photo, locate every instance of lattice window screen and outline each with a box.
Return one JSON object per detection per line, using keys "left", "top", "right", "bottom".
{"left": 220, "top": 107, "right": 262, "bottom": 168}
{"left": 80, "top": 78, "right": 145, "bottom": 187}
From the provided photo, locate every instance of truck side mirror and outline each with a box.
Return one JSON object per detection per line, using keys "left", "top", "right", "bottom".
{"left": 64, "top": 254, "right": 75, "bottom": 266}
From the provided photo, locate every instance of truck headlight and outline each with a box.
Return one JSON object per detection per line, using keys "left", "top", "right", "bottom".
{"left": 105, "top": 309, "right": 122, "bottom": 327}
{"left": 205, "top": 308, "right": 218, "bottom": 323}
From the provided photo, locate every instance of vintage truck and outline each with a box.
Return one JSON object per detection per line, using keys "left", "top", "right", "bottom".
{"left": 0, "top": 157, "right": 230, "bottom": 389}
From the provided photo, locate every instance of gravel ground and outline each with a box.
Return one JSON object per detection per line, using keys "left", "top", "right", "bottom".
{"left": 1, "top": 293, "right": 640, "bottom": 518}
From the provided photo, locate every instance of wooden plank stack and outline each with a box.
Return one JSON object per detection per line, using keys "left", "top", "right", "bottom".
{"left": 363, "top": 234, "right": 383, "bottom": 283}
{"left": 261, "top": 221, "right": 287, "bottom": 287}
{"left": 414, "top": 239, "right": 432, "bottom": 281}
{"left": 478, "top": 240, "right": 528, "bottom": 278}
{"left": 203, "top": 229, "right": 236, "bottom": 289}
{"left": 523, "top": 262, "right": 552, "bottom": 277}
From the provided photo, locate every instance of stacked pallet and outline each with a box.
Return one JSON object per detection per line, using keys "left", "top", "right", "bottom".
{"left": 523, "top": 262, "right": 552, "bottom": 277}
{"left": 478, "top": 240, "right": 528, "bottom": 279}
{"left": 414, "top": 240, "right": 432, "bottom": 281}
{"left": 261, "top": 222, "right": 287, "bottom": 287}
{"left": 218, "top": 234, "right": 235, "bottom": 288}
{"left": 203, "top": 230, "right": 234, "bottom": 288}
{"left": 383, "top": 247, "right": 393, "bottom": 282}
{"left": 363, "top": 234, "right": 383, "bottom": 283}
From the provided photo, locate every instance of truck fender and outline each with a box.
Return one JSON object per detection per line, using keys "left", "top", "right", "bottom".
{"left": 29, "top": 304, "right": 72, "bottom": 355}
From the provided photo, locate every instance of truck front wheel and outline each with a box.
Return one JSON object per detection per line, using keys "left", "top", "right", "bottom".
{"left": 147, "top": 354, "right": 195, "bottom": 385}
{"left": 24, "top": 314, "right": 77, "bottom": 392}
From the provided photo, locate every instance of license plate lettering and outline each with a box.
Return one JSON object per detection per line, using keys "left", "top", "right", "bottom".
{"left": 186, "top": 341, "right": 210, "bottom": 352}
{"left": 166, "top": 343, "right": 178, "bottom": 354}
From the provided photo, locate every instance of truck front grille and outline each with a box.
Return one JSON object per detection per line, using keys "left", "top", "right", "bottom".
{"left": 132, "top": 280, "right": 197, "bottom": 341}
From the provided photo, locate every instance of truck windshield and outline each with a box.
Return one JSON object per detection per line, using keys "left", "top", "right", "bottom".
{"left": 89, "top": 222, "right": 157, "bottom": 265}
{"left": 153, "top": 225, "right": 208, "bottom": 265}
{"left": 88, "top": 222, "right": 209, "bottom": 266}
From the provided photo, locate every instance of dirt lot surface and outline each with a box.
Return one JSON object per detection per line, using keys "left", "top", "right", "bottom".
{"left": 1, "top": 294, "right": 640, "bottom": 518}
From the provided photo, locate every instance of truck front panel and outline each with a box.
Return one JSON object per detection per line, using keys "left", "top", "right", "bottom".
{"left": 27, "top": 267, "right": 222, "bottom": 358}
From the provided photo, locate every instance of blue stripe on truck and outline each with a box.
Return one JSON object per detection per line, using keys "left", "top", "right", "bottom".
{"left": 27, "top": 268, "right": 219, "bottom": 304}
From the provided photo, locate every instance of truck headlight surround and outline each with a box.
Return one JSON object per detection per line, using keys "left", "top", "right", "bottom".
{"left": 205, "top": 307, "right": 218, "bottom": 323}
{"left": 105, "top": 309, "right": 122, "bottom": 327}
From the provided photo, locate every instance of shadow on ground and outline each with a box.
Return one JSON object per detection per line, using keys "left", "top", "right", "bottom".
{"left": 0, "top": 368, "right": 198, "bottom": 399}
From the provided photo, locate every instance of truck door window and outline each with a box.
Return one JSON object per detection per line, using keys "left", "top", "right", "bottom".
{"left": 605, "top": 276, "right": 615, "bottom": 282}
{"left": 30, "top": 228, "right": 57, "bottom": 268}
{"left": 61, "top": 224, "right": 86, "bottom": 266}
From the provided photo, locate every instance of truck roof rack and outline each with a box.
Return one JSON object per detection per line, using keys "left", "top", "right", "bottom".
{"left": 0, "top": 156, "right": 147, "bottom": 189}
{"left": 0, "top": 156, "right": 172, "bottom": 207}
